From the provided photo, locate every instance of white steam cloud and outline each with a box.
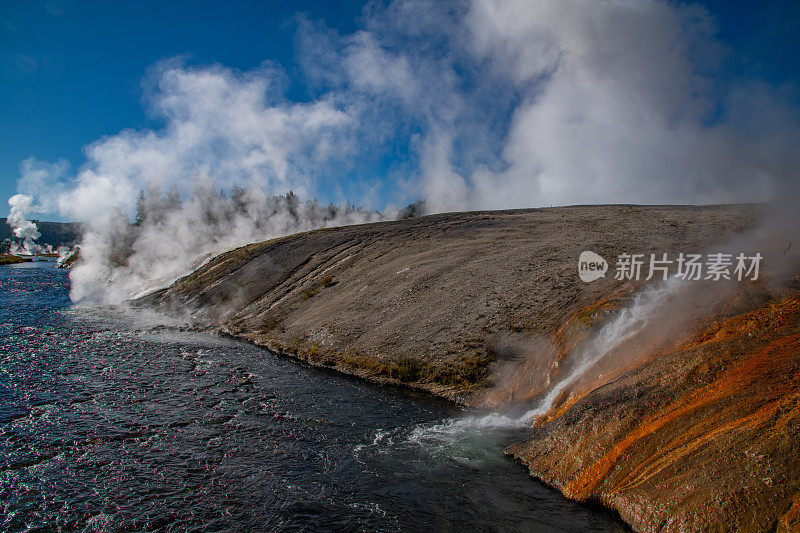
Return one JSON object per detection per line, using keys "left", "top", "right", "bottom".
{"left": 10, "top": 0, "right": 800, "bottom": 302}
{"left": 6, "top": 194, "right": 50, "bottom": 255}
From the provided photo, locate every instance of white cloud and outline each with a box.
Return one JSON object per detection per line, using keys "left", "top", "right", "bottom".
{"left": 10, "top": 0, "right": 800, "bottom": 302}
{"left": 328, "top": 0, "right": 796, "bottom": 208}
{"left": 463, "top": 0, "right": 789, "bottom": 206}
{"left": 37, "top": 61, "right": 357, "bottom": 222}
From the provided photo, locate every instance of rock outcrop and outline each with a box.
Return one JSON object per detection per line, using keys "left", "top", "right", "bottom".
{"left": 506, "top": 283, "right": 800, "bottom": 531}
{"left": 137, "top": 204, "right": 800, "bottom": 530}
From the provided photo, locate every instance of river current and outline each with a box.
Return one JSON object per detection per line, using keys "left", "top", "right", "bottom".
{"left": 0, "top": 262, "right": 624, "bottom": 531}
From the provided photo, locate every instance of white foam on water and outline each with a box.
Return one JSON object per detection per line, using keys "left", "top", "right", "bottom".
{"left": 406, "top": 412, "right": 522, "bottom": 445}
{"left": 394, "top": 280, "right": 683, "bottom": 452}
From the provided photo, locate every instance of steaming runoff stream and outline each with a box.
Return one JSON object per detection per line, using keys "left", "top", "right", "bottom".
{"left": 422, "top": 280, "right": 679, "bottom": 439}
{"left": 0, "top": 261, "right": 626, "bottom": 531}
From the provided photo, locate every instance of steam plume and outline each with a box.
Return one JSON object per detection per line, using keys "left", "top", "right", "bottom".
{"left": 6, "top": 194, "right": 49, "bottom": 255}
{"left": 481, "top": 190, "right": 800, "bottom": 424}
{"left": 7, "top": 0, "right": 799, "bottom": 302}
{"left": 69, "top": 184, "right": 392, "bottom": 303}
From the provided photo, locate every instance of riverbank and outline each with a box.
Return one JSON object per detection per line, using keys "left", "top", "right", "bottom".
{"left": 135, "top": 204, "right": 800, "bottom": 531}
{"left": 136, "top": 205, "right": 756, "bottom": 399}
{"left": 0, "top": 254, "right": 31, "bottom": 265}
{"left": 3, "top": 262, "right": 625, "bottom": 531}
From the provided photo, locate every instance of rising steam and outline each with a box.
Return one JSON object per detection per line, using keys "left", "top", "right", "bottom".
{"left": 479, "top": 196, "right": 800, "bottom": 427}
{"left": 70, "top": 185, "right": 396, "bottom": 303}
{"left": 8, "top": 0, "right": 800, "bottom": 303}
{"left": 6, "top": 194, "right": 51, "bottom": 255}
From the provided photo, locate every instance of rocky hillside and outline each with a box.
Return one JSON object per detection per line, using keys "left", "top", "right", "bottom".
{"left": 137, "top": 204, "right": 800, "bottom": 531}
{"left": 137, "top": 205, "right": 755, "bottom": 398}
{"left": 505, "top": 277, "right": 800, "bottom": 532}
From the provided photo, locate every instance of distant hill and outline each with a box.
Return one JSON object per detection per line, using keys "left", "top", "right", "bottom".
{"left": 0, "top": 218, "right": 81, "bottom": 248}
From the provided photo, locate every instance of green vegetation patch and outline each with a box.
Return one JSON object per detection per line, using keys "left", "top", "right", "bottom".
{"left": 0, "top": 255, "right": 30, "bottom": 265}
{"left": 301, "top": 286, "right": 320, "bottom": 300}
{"left": 300, "top": 275, "right": 336, "bottom": 300}
{"left": 342, "top": 349, "right": 495, "bottom": 389}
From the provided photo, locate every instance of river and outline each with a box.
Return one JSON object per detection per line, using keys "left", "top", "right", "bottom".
{"left": 0, "top": 262, "right": 625, "bottom": 531}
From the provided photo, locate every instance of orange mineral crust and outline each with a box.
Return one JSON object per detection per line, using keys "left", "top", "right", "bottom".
{"left": 139, "top": 204, "right": 793, "bottom": 531}
{"left": 507, "top": 289, "right": 800, "bottom": 532}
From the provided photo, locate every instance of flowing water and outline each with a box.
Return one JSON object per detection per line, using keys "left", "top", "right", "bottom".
{"left": 0, "top": 262, "right": 625, "bottom": 532}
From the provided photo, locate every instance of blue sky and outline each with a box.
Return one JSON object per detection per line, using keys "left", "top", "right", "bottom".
{"left": 1, "top": 0, "right": 798, "bottom": 219}
{"left": 1, "top": 0, "right": 365, "bottom": 218}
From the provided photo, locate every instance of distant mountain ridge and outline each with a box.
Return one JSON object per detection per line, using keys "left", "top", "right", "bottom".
{"left": 0, "top": 218, "right": 81, "bottom": 248}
